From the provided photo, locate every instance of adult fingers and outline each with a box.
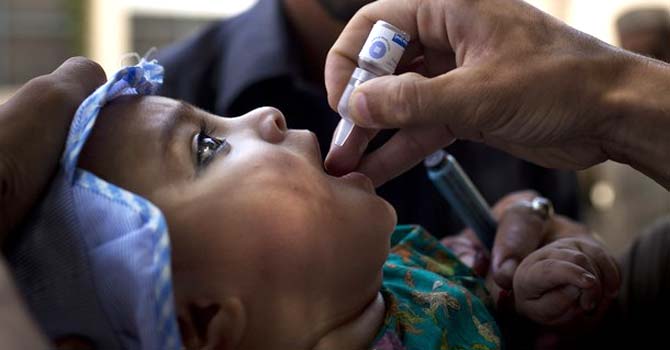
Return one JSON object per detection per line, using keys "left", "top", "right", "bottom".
{"left": 50, "top": 56, "right": 107, "bottom": 98}
{"left": 491, "top": 195, "right": 548, "bottom": 289}
{"left": 325, "top": 76, "right": 458, "bottom": 183}
{"left": 355, "top": 124, "right": 454, "bottom": 186}
{"left": 340, "top": 70, "right": 483, "bottom": 132}
{"left": 0, "top": 57, "right": 105, "bottom": 237}
{"left": 326, "top": 0, "right": 481, "bottom": 132}
{"left": 325, "top": 0, "right": 425, "bottom": 110}
{"left": 0, "top": 57, "right": 105, "bottom": 163}
{"left": 325, "top": 122, "right": 379, "bottom": 177}
{"left": 9, "top": 57, "right": 105, "bottom": 108}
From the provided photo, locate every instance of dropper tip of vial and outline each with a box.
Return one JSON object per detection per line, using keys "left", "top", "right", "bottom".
{"left": 333, "top": 118, "right": 356, "bottom": 147}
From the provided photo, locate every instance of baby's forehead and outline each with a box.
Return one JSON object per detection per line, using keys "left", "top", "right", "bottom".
{"left": 99, "top": 96, "right": 206, "bottom": 133}
{"left": 105, "top": 95, "right": 192, "bottom": 116}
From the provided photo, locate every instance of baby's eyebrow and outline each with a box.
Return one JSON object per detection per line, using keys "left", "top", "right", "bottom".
{"left": 160, "top": 101, "right": 201, "bottom": 164}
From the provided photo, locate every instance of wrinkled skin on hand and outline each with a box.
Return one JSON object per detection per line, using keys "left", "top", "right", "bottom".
{"left": 441, "top": 191, "right": 620, "bottom": 330}
{"left": 324, "top": 0, "right": 670, "bottom": 189}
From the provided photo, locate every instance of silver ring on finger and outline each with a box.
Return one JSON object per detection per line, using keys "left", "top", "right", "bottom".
{"left": 511, "top": 196, "right": 555, "bottom": 221}
{"left": 529, "top": 196, "right": 554, "bottom": 221}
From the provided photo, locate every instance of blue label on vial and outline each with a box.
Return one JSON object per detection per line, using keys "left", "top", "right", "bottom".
{"left": 392, "top": 33, "right": 409, "bottom": 48}
{"left": 369, "top": 40, "right": 387, "bottom": 59}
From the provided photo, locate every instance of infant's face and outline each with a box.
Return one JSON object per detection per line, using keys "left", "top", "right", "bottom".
{"left": 80, "top": 96, "right": 396, "bottom": 333}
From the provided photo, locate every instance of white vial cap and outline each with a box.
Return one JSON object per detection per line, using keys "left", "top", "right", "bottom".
{"left": 358, "top": 20, "right": 410, "bottom": 76}
{"left": 333, "top": 21, "right": 410, "bottom": 147}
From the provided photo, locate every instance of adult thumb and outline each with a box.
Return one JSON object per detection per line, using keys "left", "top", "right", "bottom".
{"left": 347, "top": 71, "right": 472, "bottom": 130}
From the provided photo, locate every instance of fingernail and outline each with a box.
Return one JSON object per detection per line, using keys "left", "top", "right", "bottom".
{"left": 499, "top": 259, "right": 518, "bottom": 278}
{"left": 582, "top": 273, "right": 596, "bottom": 283}
{"left": 352, "top": 93, "right": 373, "bottom": 126}
{"left": 581, "top": 273, "right": 596, "bottom": 287}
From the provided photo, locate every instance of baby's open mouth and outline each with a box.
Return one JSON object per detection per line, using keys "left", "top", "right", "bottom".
{"left": 301, "top": 129, "right": 374, "bottom": 192}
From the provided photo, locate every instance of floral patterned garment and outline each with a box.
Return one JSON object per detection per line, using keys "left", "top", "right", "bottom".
{"left": 371, "top": 225, "right": 501, "bottom": 350}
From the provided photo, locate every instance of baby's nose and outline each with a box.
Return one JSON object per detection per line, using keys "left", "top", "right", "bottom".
{"left": 256, "top": 107, "right": 287, "bottom": 143}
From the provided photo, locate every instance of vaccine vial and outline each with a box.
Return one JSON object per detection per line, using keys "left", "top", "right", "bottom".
{"left": 333, "top": 20, "right": 410, "bottom": 146}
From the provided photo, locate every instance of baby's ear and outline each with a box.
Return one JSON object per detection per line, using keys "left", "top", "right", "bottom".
{"left": 177, "top": 298, "right": 247, "bottom": 350}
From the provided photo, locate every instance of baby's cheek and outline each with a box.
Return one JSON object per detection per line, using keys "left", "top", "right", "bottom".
{"left": 236, "top": 208, "right": 331, "bottom": 285}
{"left": 265, "top": 157, "right": 335, "bottom": 201}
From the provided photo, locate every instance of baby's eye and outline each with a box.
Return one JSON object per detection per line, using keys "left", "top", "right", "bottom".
{"left": 195, "top": 132, "right": 228, "bottom": 168}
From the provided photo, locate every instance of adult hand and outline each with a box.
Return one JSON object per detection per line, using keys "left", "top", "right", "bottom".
{"left": 324, "top": 0, "right": 670, "bottom": 188}
{"left": 0, "top": 57, "right": 106, "bottom": 243}
{"left": 443, "top": 191, "right": 619, "bottom": 291}
{"left": 446, "top": 191, "right": 620, "bottom": 328}
{"left": 440, "top": 191, "right": 547, "bottom": 280}
{"left": 491, "top": 192, "right": 620, "bottom": 330}
{"left": 489, "top": 192, "right": 619, "bottom": 295}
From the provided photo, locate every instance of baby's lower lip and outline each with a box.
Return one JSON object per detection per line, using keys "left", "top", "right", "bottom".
{"left": 339, "top": 172, "right": 375, "bottom": 193}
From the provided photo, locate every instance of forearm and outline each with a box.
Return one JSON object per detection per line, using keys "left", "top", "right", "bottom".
{"left": 601, "top": 54, "right": 670, "bottom": 190}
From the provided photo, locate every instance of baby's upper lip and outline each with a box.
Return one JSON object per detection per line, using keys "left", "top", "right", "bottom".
{"left": 289, "top": 129, "right": 323, "bottom": 170}
{"left": 308, "top": 131, "right": 323, "bottom": 162}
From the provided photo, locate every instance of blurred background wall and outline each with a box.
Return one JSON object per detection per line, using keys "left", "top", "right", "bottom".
{"left": 0, "top": 0, "right": 668, "bottom": 253}
{"left": 0, "top": 0, "right": 255, "bottom": 99}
